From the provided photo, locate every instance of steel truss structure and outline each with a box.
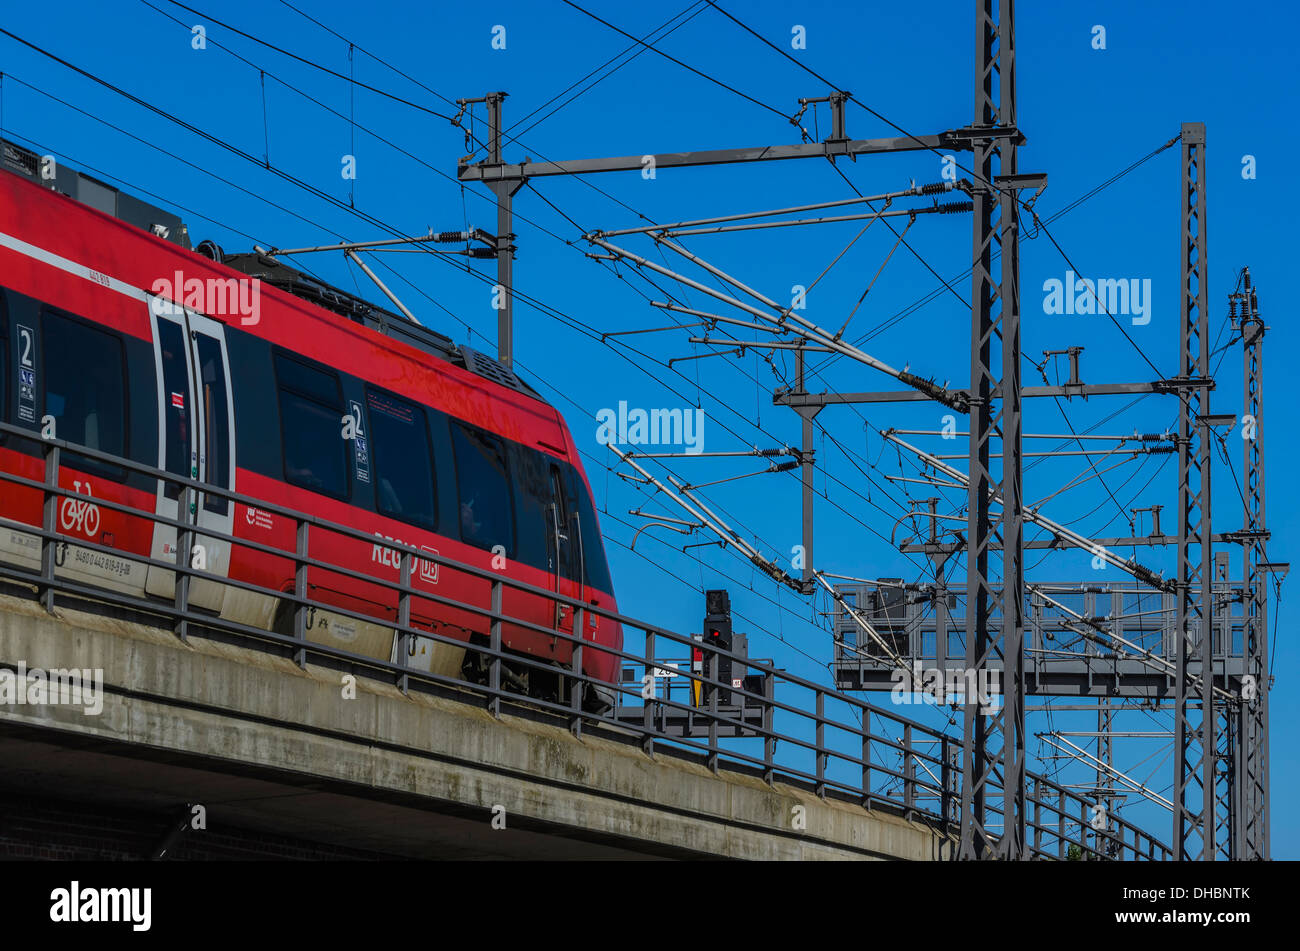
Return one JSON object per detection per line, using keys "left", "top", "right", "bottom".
{"left": 1233, "top": 269, "right": 1275, "bottom": 860}
{"left": 454, "top": 0, "right": 1037, "bottom": 859}
{"left": 453, "top": 1, "right": 1276, "bottom": 859}
{"left": 959, "top": 0, "right": 1024, "bottom": 861}
{"left": 829, "top": 253, "right": 1280, "bottom": 860}
{"left": 1172, "top": 122, "right": 1216, "bottom": 861}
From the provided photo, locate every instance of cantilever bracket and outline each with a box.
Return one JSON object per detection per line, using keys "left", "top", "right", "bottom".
{"left": 943, "top": 125, "right": 1026, "bottom": 146}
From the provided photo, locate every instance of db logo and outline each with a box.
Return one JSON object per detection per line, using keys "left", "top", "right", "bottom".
{"left": 419, "top": 546, "right": 439, "bottom": 584}
{"left": 59, "top": 480, "right": 101, "bottom": 537}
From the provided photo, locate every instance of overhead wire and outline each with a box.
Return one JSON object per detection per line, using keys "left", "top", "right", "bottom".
{"left": 159, "top": 0, "right": 1176, "bottom": 597}
{"left": 7, "top": 5, "right": 1230, "bottom": 763}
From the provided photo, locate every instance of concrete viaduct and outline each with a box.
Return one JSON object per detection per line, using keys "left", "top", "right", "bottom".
{"left": 0, "top": 590, "right": 950, "bottom": 860}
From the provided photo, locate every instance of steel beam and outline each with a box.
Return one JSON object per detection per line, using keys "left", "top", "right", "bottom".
{"left": 1093, "top": 700, "right": 1120, "bottom": 856}
{"left": 458, "top": 133, "right": 967, "bottom": 182}
{"left": 796, "top": 350, "right": 820, "bottom": 592}
{"left": 900, "top": 533, "right": 1233, "bottom": 554}
{"left": 1173, "top": 122, "right": 1214, "bottom": 861}
{"left": 998, "top": 0, "right": 1027, "bottom": 858}
{"left": 959, "top": 0, "right": 1025, "bottom": 860}
{"left": 457, "top": 93, "right": 522, "bottom": 367}
{"left": 774, "top": 381, "right": 1168, "bottom": 407}
{"left": 1238, "top": 271, "right": 1269, "bottom": 859}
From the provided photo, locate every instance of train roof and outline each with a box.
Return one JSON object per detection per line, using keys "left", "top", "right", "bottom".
{"left": 212, "top": 250, "right": 541, "bottom": 400}
{"left": 2, "top": 139, "right": 191, "bottom": 248}
{"left": 0, "top": 137, "right": 543, "bottom": 403}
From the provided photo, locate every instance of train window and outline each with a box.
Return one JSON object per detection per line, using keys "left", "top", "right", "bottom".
{"left": 550, "top": 465, "right": 578, "bottom": 582}
{"left": 276, "top": 355, "right": 339, "bottom": 406}
{"left": 195, "top": 336, "right": 230, "bottom": 516}
{"left": 508, "top": 445, "right": 551, "bottom": 571}
{"left": 551, "top": 463, "right": 612, "bottom": 594}
{"left": 365, "top": 387, "right": 436, "bottom": 531}
{"left": 450, "top": 422, "right": 514, "bottom": 556}
{"left": 157, "top": 320, "right": 191, "bottom": 500}
{"left": 273, "top": 351, "right": 348, "bottom": 500}
{"left": 42, "top": 309, "right": 127, "bottom": 478}
{"left": 569, "top": 467, "right": 612, "bottom": 594}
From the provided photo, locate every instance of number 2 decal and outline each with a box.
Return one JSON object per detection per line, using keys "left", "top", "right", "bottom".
{"left": 18, "top": 325, "right": 34, "bottom": 367}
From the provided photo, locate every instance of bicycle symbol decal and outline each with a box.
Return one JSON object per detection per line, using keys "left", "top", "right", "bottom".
{"left": 59, "top": 481, "right": 101, "bottom": 537}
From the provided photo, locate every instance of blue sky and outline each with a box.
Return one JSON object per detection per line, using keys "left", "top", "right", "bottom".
{"left": 1, "top": 0, "right": 1294, "bottom": 857}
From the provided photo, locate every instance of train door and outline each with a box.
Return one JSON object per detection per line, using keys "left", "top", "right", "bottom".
{"left": 548, "top": 463, "right": 581, "bottom": 646}
{"left": 144, "top": 300, "right": 236, "bottom": 612}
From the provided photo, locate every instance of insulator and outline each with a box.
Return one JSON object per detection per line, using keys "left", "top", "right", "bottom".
{"left": 435, "top": 230, "right": 470, "bottom": 243}
{"left": 919, "top": 181, "right": 950, "bottom": 195}
{"left": 937, "top": 201, "right": 974, "bottom": 215}
{"left": 771, "top": 460, "right": 799, "bottom": 473}
{"left": 758, "top": 448, "right": 785, "bottom": 457}
{"left": 1147, "top": 445, "right": 1176, "bottom": 454}
{"left": 467, "top": 247, "right": 498, "bottom": 259}
{"left": 1137, "top": 432, "right": 1170, "bottom": 441}
{"left": 1129, "top": 562, "right": 1169, "bottom": 591}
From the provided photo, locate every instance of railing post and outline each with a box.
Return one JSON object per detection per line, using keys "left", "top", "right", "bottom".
{"left": 39, "top": 442, "right": 59, "bottom": 614}
{"left": 570, "top": 606, "right": 585, "bottom": 738}
{"left": 642, "top": 629, "right": 656, "bottom": 757}
{"left": 396, "top": 550, "right": 412, "bottom": 695}
{"left": 763, "top": 668, "right": 775, "bottom": 786}
{"left": 952, "top": 741, "right": 962, "bottom": 825}
{"left": 1031, "top": 776, "right": 1042, "bottom": 857}
{"left": 293, "top": 519, "right": 309, "bottom": 668}
{"left": 174, "top": 484, "right": 194, "bottom": 643}
{"left": 815, "top": 690, "right": 826, "bottom": 798}
{"left": 862, "top": 708, "right": 872, "bottom": 808}
{"left": 488, "top": 578, "right": 503, "bottom": 717}
{"left": 1057, "top": 789, "right": 1066, "bottom": 859}
{"left": 1079, "top": 797, "right": 1090, "bottom": 860}
{"left": 706, "top": 646, "right": 719, "bottom": 774}
{"left": 903, "top": 723, "right": 915, "bottom": 815}
{"left": 940, "top": 735, "right": 951, "bottom": 828}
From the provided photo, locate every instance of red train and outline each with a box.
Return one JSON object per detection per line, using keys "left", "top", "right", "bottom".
{"left": 0, "top": 140, "right": 620, "bottom": 708}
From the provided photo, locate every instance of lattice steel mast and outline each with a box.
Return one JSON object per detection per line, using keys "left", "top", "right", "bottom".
{"left": 1236, "top": 270, "right": 1271, "bottom": 859}
{"left": 959, "top": 0, "right": 1027, "bottom": 860}
{"left": 1172, "top": 122, "right": 1215, "bottom": 861}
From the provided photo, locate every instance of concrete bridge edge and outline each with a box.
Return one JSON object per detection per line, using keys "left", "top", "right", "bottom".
{"left": 0, "top": 591, "right": 952, "bottom": 861}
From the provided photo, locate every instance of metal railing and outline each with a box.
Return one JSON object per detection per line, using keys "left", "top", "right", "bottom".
{"left": 0, "top": 419, "right": 1171, "bottom": 860}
